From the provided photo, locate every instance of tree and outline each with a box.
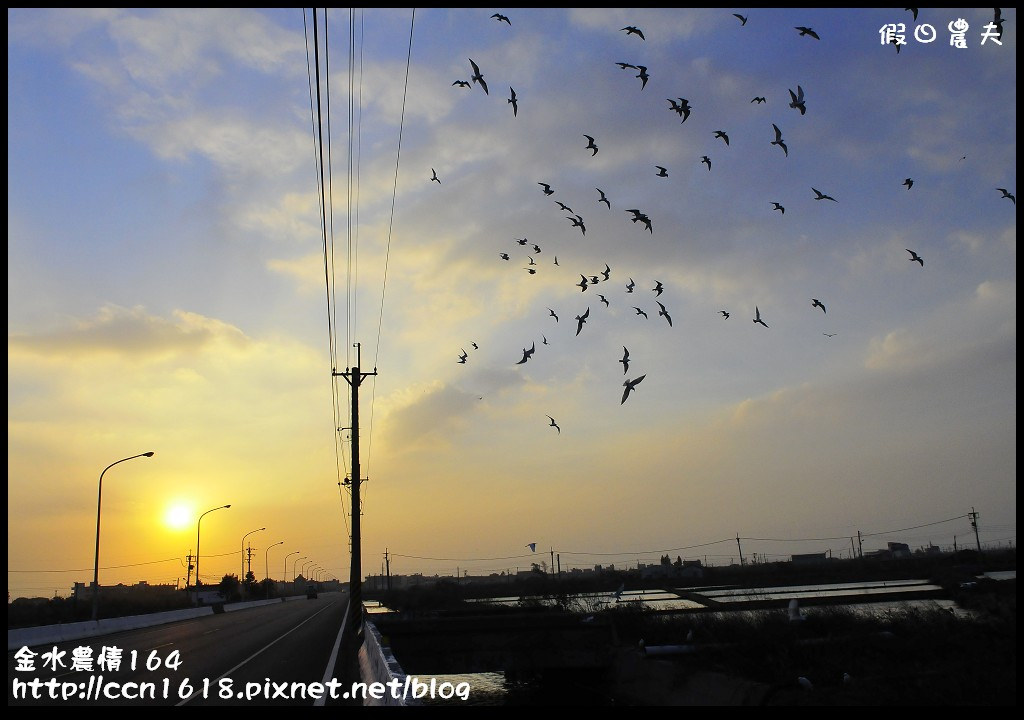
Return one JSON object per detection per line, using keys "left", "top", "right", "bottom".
{"left": 219, "top": 574, "right": 241, "bottom": 602}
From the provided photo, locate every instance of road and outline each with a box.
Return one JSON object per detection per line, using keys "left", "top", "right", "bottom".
{"left": 8, "top": 592, "right": 360, "bottom": 707}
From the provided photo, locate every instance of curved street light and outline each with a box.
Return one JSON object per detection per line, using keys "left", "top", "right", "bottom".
{"left": 284, "top": 550, "right": 300, "bottom": 583}
{"left": 301, "top": 561, "right": 314, "bottom": 582}
{"left": 292, "top": 556, "right": 307, "bottom": 584}
{"left": 92, "top": 451, "right": 155, "bottom": 621}
{"left": 265, "top": 541, "right": 284, "bottom": 581}
{"left": 241, "top": 527, "right": 266, "bottom": 580}
{"left": 195, "top": 504, "right": 231, "bottom": 593}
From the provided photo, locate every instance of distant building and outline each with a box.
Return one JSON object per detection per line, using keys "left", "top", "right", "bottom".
{"left": 791, "top": 552, "right": 828, "bottom": 566}
{"left": 72, "top": 581, "right": 177, "bottom": 601}
{"left": 887, "top": 542, "right": 911, "bottom": 558}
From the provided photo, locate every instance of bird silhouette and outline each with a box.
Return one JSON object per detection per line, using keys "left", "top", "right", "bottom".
{"left": 452, "top": 80, "right": 470, "bottom": 88}
{"left": 526, "top": 542, "right": 536, "bottom": 552}
{"left": 812, "top": 187, "right": 837, "bottom": 202}
{"left": 789, "top": 85, "right": 806, "bottom": 115}
{"left": 720, "top": 310, "right": 730, "bottom": 319}
{"left": 635, "top": 65, "right": 649, "bottom": 89}
{"left": 621, "top": 25, "right": 645, "bottom": 39}
{"left": 655, "top": 165, "right": 668, "bottom": 177}
{"left": 528, "top": 256, "right": 536, "bottom": 266}
{"left": 812, "top": 298, "right": 826, "bottom": 313}
{"left": 548, "top": 308, "right": 559, "bottom": 322}
{"left": 546, "top": 415, "right": 560, "bottom": 434}
{"left": 499, "top": 252, "right": 509, "bottom": 260}
{"left": 906, "top": 248, "right": 924, "bottom": 266}
{"left": 567, "top": 214, "right": 587, "bottom": 235}
{"left": 555, "top": 200, "right": 574, "bottom": 213}
{"left": 577, "top": 275, "right": 589, "bottom": 292}
{"left": 492, "top": 13, "right": 510, "bottom": 25}
{"left": 471, "top": 342, "right": 478, "bottom": 350}
{"left": 458, "top": 349, "right": 468, "bottom": 364}
{"left": 753, "top": 306, "right": 769, "bottom": 327}
{"left": 516, "top": 237, "right": 528, "bottom": 245}
{"left": 997, "top": 188, "right": 1015, "bottom": 204}
{"left": 626, "top": 278, "right": 635, "bottom": 293}
{"left": 575, "top": 307, "right": 590, "bottom": 336}
{"left": 633, "top": 306, "right": 648, "bottom": 319}
{"left": 701, "top": 155, "right": 711, "bottom": 171}
{"left": 553, "top": 256, "right": 559, "bottom": 266}
{"left": 542, "top": 334, "right": 548, "bottom": 345}
{"left": 653, "top": 281, "right": 664, "bottom": 297}
{"left": 771, "top": 124, "right": 788, "bottom": 156}
{"left": 751, "top": 96, "right": 766, "bottom": 104}
{"left": 795, "top": 26, "right": 820, "bottom": 40}
{"left": 601, "top": 264, "right": 611, "bottom": 281}
{"left": 823, "top": 333, "right": 836, "bottom": 337}
{"left": 621, "top": 375, "right": 646, "bottom": 404}
{"left": 584, "top": 134, "right": 599, "bottom": 156}
{"left": 532, "top": 243, "right": 541, "bottom": 254}
{"left": 903, "top": 178, "right": 913, "bottom": 190}
{"left": 771, "top": 202, "right": 785, "bottom": 214}
{"left": 468, "top": 58, "right": 488, "bottom": 95}
{"left": 906, "top": 8, "right": 919, "bottom": 22}
{"left": 616, "top": 61, "right": 637, "bottom": 70}
{"left": 508, "top": 87, "right": 518, "bottom": 116}
{"left": 668, "top": 97, "right": 692, "bottom": 123}
{"left": 596, "top": 188, "right": 611, "bottom": 208}
{"left": 714, "top": 130, "right": 730, "bottom": 146}
{"left": 657, "top": 301, "right": 673, "bottom": 327}
{"left": 538, "top": 182, "right": 554, "bottom": 195}
{"left": 516, "top": 342, "right": 536, "bottom": 364}
{"left": 598, "top": 294, "right": 609, "bottom": 308}
{"left": 524, "top": 267, "right": 536, "bottom": 274}
{"left": 733, "top": 13, "right": 748, "bottom": 25}
{"left": 992, "top": 8, "right": 1004, "bottom": 40}
{"left": 620, "top": 346, "right": 630, "bottom": 374}
{"left": 431, "top": 168, "right": 441, "bottom": 183}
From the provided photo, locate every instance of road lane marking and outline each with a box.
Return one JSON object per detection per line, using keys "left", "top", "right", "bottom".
{"left": 313, "top": 595, "right": 350, "bottom": 707}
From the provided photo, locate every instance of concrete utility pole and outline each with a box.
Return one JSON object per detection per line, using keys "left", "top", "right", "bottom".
{"left": 969, "top": 507, "right": 983, "bottom": 555}
{"left": 185, "top": 551, "right": 194, "bottom": 590}
{"left": 333, "top": 342, "right": 376, "bottom": 680}
{"left": 735, "top": 533, "right": 745, "bottom": 566}
{"left": 384, "top": 548, "right": 391, "bottom": 591}
{"left": 857, "top": 531, "right": 864, "bottom": 558}
{"left": 550, "top": 548, "right": 555, "bottom": 577}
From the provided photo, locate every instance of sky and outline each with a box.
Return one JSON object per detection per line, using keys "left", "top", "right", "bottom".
{"left": 7, "top": 8, "right": 1016, "bottom": 599}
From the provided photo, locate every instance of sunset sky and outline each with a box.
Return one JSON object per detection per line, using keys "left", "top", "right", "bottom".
{"left": 8, "top": 8, "right": 1016, "bottom": 598}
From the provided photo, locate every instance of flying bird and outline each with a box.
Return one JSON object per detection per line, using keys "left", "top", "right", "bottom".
{"left": 528, "top": 256, "right": 536, "bottom": 266}
{"left": 516, "top": 237, "right": 529, "bottom": 245}
{"left": 555, "top": 201, "right": 574, "bottom": 214}
{"left": 499, "top": 252, "right": 509, "bottom": 260}
{"left": 471, "top": 342, "right": 478, "bottom": 350}
{"left": 653, "top": 281, "right": 664, "bottom": 297}
{"left": 491, "top": 13, "right": 510, "bottom": 25}
{"left": 584, "top": 134, "right": 599, "bottom": 156}
{"left": 621, "top": 26, "right": 645, "bottom": 40}
{"left": 538, "top": 182, "right": 554, "bottom": 195}
{"left": 635, "top": 65, "right": 649, "bottom": 89}
{"left": 753, "top": 306, "right": 769, "bottom": 327}
{"left": 997, "top": 188, "right": 1015, "bottom": 204}
{"left": 526, "top": 543, "right": 536, "bottom": 552}
{"left": 524, "top": 267, "right": 536, "bottom": 274}
{"left": 452, "top": 80, "right": 470, "bottom": 88}
{"left": 795, "top": 26, "right": 820, "bottom": 40}
{"left": 906, "top": 248, "right": 924, "bottom": 266}
{"left": 598, "top": 294, "right": 609, "bottom": 308}
{"left": 701, "top": 155, "right": 711, "bottom": 171}
{"left": 823, "top": 333, "right": 836, "bottom": 337}
{"left": 719, "top": 310, "right": 730, "bottom": 319}
{"left": 616, "top": 61, "right": 637, "bottom": 70}
{"left": 668, "top": 98, "right": 692, "bottom": 123}
{"left": 601, "top": 264, "right": 611, "bottom": 281}
{"left": 553, "top": 256, "right": 559, "bottom": 266}
{"left": 657, "top": 301, "right": 673, "bottom": 327}
{"left": 575, "top": 307, "right": 590, "bottom": 336}
{"left": 771, "top": 202, "right": 785, "bottom": 214}
{"left": 596, "top": 188, "right": 611, "bottom": 208}
{"left": 991, "top": 8, "right": 1004, "bottom": 41}
{"left": 516, "top": 342, "right": 536, "bottom": 364}
{"left": 620, "top": 347, "right": 630, "bottom": 374}
{"left": 714, "top": 130, "right": 730, "bottom": 146}
{"left": 788, "top": 85, "right": 806, "bottom": 115}
{"left": 812, "top": 187, "right": 837, "bottom": 202}
{"left": 508, "top": 87, "right": 518, "bottom": 116}
{"left": 655, "top": 165, "right": 668, "bottom": 177}
{"left": 626, "top": 278, "right": 635, "bottom": 293}
{"left": 567, "top": 214, "right": 587, "bottom": 235}
{"left": 532, "top": 243, "right": 541, "bottom": 254}
{"left": 733, "top": 13, "right": 748, "bottom": 26}
{"left": 546, "top": 415, "right": 560, "bottom": 434}
{"left": 771, "top": 124, "right": 788, "bottom": 156}
{"left": 621, "top": 375, "right": 646, "bottom": 404}
{"left": 468, "top": 58, "right": 488, "bottom": 95}
{"left": 458, "top": 349, "right": 468, "bottom": 364}
{"left": 811, "top": 298, "right": 826, "bottom": 313}
{"left": 547, "top": 308, "right": 559, "bottom": 322}
{"left": 903, "top": 178, "right": 913, "bottom": 190}
{"left": 542, "top": 334, "right": 548, "bottom": 345}
{"left": 906, "top": 8, "right": 918, "bottom": 22}
{"left": 431, "top": 168, "right": 441, "bottom": 183}
{"left": 751, "top": 96, "right": 766, "bottom": 104}
{"left": 633, "top": 306, "right": 648, "bottom": 319}
{"left": 577, "top": 275, "right": 589, "bottom": 292}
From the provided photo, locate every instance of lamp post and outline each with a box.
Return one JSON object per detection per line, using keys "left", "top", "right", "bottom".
{"left": 285, "top": 551, "right": 300, "bottom": 583}
{"left": 241, "top": 527, "right": 266, "bottom": 580}
{"left": 92, "top": 451, "right": 155, "bottom": 621}
{"left": 265, "top": 541, "right": 284, "bottom": 581}
{"left": 293, "top": 556, "right": 307, "bottom": 584}
{"left": 301, "top": 561, "right": 314, "bottom": 582}
{"left": 195, "top": 505, "right": 231, "bottom": 595}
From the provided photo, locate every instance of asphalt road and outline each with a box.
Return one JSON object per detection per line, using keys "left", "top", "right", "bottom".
{"left": 8, "top": 592, "right": 358, "bottom": 707}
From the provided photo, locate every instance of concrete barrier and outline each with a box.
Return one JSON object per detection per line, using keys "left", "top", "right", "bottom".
{"left": 8, "top": 606, "right": 214, "bottom": 651}
{"left": 358, "top": 618, "right": 418, "bottom": 706}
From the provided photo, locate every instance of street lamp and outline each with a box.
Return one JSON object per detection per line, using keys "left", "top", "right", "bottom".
{"left": 285, "top": 551, "right": 300, "bottom": 582}
{"left": 241, "top": 527, "right": 266, "bottom": 580}
{"left": 293, "top": 556, "right": 307, "bottom": 584}
{"left": 301, "top": 561, "right": 314, "bottom": 582}
{"left": 195, "top": 504, "right": 231, "bottom": 594}
{"left": 92, "top": 451, "right": 155, "bottom": 621}
{"left": 265, "top": 541, "right": 284, "bottom": 581}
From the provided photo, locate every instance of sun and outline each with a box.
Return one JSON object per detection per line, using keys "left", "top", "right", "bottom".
{"left": 164, "top": 503, "right": 193, "bottom": 530}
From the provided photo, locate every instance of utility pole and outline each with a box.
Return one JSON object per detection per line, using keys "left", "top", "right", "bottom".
{"left": 550, "top": 548, "right": 555, "bottom": 577}
{"left": 246, "top": 545, "right": 254, "bottom": 578}
{"left": 849, "top": 537, "right": 856, "bottom": 559}
{"left": 969, "top": 507, "right": 983, "bottom": 556}
{"left": 556, "top": 553, "right": 561, "bottom": 578}
{"left": 185, "top": 551, "right": 194, "bottom": 590}
{"left": 735, "top": 533, "right": 745, "bottom": 566}
{"left": 857, "top": 531, "right": 864, "bottom": 558}
{"left": 384, "top": 548, "right": 391, "bottom": 591}
{"left": 333, "top": 342, "right": 376, "bottom": 680}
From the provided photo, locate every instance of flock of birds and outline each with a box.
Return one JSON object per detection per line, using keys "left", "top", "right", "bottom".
{"left": 432, "top": 10, "right": 1014, "bottom": 436}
